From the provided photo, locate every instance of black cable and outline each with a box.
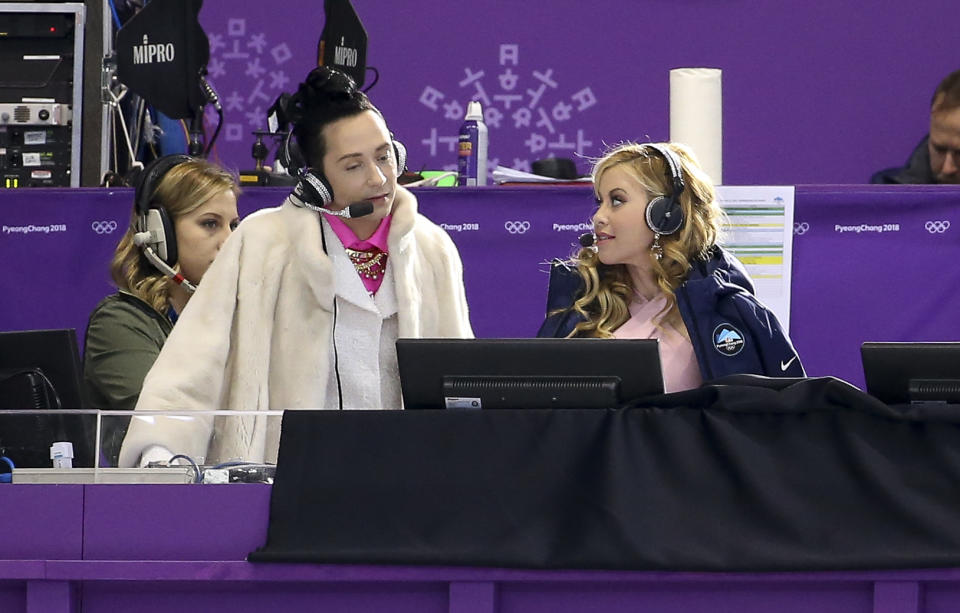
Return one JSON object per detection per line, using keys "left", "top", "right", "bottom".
{"left": 187, "top": 108, "right": 205, "bottom": 157}
{"left": 204, "top": 106, "right": 224, "bottom": 156}
{"left": 200, "top": 75, "right": 224, "bottom": 156}
{"left": 167, "top": 454, "right": 201, "bottom": 483}
{"left": 320, "top": 222, "right": 344, "bottom": 410}
{"left": 362, "top": 66, "right": 379, "bottom": 93}
{"left": 0, "top": 368, "right": 63, "bottom": 409}
{"left": 211, "top": 460, "right": 257, "bottom": 469}
{"left": 36, "top": 369, "right": 63, "bottom": 409}
{"left": 131, "top": 97, "right": 145, "bottom": 158}
{"left": 333, "top": 298, "right": 342, "bottom": 410}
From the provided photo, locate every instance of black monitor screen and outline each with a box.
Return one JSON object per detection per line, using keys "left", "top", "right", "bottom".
{"left": 0, "top": 329, "right": 94, "bottom": 467}
{"left": 861, "top": 342, "right": 960, "bottom": 405}
{"left": 397, "top": 338, "right": 663, "bottom": 410}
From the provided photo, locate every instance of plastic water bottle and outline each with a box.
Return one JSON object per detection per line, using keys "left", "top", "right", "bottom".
{"left": 457, "top": 101, "right": 488, "bottom": 186}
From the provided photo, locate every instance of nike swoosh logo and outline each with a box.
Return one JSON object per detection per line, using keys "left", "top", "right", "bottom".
{"left": 780, "top": 356, "right": 798, "bottom": 372}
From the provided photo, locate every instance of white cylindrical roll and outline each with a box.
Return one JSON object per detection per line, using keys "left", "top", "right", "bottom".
{"left": 669, "top": 68, "right": 723, "bottom": 185}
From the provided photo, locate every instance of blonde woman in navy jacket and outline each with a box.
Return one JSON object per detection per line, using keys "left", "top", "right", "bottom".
{"left": 537, "top": 142, "right": 804, "bottom": 392}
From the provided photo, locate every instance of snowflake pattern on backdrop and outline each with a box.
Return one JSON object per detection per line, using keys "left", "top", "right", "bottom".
{"left": 417, "top": 44, "right": 598, "bottom": 179}
{"left": 203, "top": 26, "right": 597, "bottom": 178}
{"left": 206, "top": 18, "right": 294, "bottom": 144}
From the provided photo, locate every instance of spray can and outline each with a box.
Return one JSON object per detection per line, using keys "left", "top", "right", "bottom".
{"left": 457, "top": 100, "right": 488, "bottom": 186}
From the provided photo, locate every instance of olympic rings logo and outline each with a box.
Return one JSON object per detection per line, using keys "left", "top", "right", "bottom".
{"left": 793, "top": 222, "right": 810, "bottom": 235}
{"left": 504, "top": 220, "right": 531, "bottom": 234}
{"left": 91, "top": 220, "right": 118, "bottom": 234}
{"left": 925, "top": 220, "right": 951, "bottom": 234}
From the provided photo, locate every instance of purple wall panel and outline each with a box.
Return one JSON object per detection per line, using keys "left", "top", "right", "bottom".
{"left": 788, "top": 186, "right": 960, "bottom": 386}
{"left": 3, "top": 186, "right": 960, "bottom": 392}
{"left": 923, "top": 584, "right": 960, "bottom": 613}
{"left": 874, "top": 581, "right": 922, "bottom": 613}
{"left": 81, "top": 582, "right": 449, "bottom": 613}
{"left": 0, "top": 485, "right": 83, "bottom": 560}
{"left": 26, "top": 580, "right": 73, "bottom": 613}
{"left": 0, "top": 188, "right": 126, "bottom": 342}
{"left": 450, "top": 582, "right": 497, "bottom": 613}
{"left": 0, "top": 587, "right": 25, "bottom": 613}
{"left": 192, "top": 1, "right": 955, "bottom": 185}
{"left": 499, "top": 582, "right": 874, "bottom": 613}
{"left": 82, "top": 484, "right": 270, "bottom": 561}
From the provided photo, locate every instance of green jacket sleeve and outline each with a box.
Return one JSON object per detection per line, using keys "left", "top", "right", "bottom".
{"left": 83, "top": 295, "right": 171, "bottom": 411}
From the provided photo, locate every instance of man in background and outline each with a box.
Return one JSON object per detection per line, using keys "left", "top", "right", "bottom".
{"left": 872, "top": 69, "right": 960, "bottom": 184}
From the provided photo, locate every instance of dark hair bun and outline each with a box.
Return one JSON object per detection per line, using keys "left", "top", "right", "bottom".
{"left": 288, "top": 66, "right": 378, "bottom": 168}
{"left": 289, "top": 66, "right": 361, "bottom": 123}
{"left": 305, "top": 66, "right": 358, "bottom": 96}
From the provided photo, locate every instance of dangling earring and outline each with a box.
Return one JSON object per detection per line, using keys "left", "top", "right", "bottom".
{"left": 651, "top": 233, "right": 663, "bottom": 261}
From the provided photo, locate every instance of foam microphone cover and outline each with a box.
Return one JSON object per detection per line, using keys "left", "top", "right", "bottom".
{"left": 347, "top": 201, "right": 374, "bottom": 218}
{"left": 579, "top": 232, "right": 596, "bottom": 247}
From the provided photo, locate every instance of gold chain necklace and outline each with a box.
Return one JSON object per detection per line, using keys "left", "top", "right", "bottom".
{"left": 345, "top": 247, "right": 387, "bottom": 280}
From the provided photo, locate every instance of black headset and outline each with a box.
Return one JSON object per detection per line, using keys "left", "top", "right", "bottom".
{"left": 643, "top": 143, "right": 686, "bottom": 236}
{"left": 283, "top": 118, "right": 406, "bottom": 411}
{"left": 285, "top": 128, "right": 407, "bottom": 209}
{"left": 133, "top": 154, "right": 194, "bottom": 266}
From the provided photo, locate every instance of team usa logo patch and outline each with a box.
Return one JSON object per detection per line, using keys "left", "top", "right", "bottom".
{"left": 713, "top": 324, "right": 745, "bottom": 356}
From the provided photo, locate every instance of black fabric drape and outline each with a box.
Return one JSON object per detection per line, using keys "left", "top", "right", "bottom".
{"left": 250, "top": 377, "right": 960, "bottom": 571}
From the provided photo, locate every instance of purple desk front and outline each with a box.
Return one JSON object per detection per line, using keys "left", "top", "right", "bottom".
{"left": 0, "top": 483, "right": 958, "bottom": 613}
{"left": 1, "top": 185, "right": 959, "bottom": 387}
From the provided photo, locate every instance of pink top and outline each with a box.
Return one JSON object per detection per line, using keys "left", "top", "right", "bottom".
{"left": 613, "top": 292, "right": 703, "bottom": 393}
{"left": 324, "top": 213, "right": 392, "bottom": 294}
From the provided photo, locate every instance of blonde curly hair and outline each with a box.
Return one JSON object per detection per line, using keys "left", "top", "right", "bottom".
{"left": 568, "top": 142, "right": 723, "bottom": 338}
{"left": 110, "top": 159, "right": 239, "bottom": 314}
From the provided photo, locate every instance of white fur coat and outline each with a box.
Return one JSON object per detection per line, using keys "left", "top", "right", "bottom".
{"left": 118, "top": 188, "right": 472, "bottom": 466}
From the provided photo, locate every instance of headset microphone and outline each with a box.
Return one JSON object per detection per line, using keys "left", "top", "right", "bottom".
{"left": 578, "top": 232, "right": 598, "bottom": 253}
{"left": 324, "top": 201, "right": 374, "bottom": 218}
{"left": 133, "top": 231, "right": 197, "bottom": 294}
{"left": 289, "top": 188, "right": 375, "bottom": 219}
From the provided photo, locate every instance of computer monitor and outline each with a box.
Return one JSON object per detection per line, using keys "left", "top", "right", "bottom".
{"left": 861, "top": 342, "right": 960, "bottom": 405}
{"left": 0, "top": 329, "right": 94, "bottom": 467}
{"left": 397, "top": 338, "right": 663, "bottom": 410}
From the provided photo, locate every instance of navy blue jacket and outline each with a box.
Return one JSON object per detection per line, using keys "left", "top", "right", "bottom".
{"left": 870, "top": 135, "right": 935, "bottom": 184}
{"left": 536, "top": 247, "right": 806, "bottom": 381}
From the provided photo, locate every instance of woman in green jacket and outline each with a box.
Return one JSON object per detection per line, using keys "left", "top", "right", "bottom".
{"left": 83, "top": 156, "right": 239, "bottom": 465}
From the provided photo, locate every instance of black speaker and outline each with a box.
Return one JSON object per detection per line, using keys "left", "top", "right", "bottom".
{"left": 643, "top": 144, "right": 686, "bottom": 236}
{"left": 133, "top": 154, "right": 193, "bottom": 265}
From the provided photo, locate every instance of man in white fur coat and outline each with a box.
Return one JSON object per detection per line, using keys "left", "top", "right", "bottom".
{"left": 118, "top": 67, "right": 472, "bottom": 467}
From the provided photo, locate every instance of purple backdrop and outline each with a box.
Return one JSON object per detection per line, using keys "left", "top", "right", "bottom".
{"left": 2, "top": 185, "right": 959, "bottom": 390}
{"left": 187, "top": 0, "right": 956, "bottom": 185}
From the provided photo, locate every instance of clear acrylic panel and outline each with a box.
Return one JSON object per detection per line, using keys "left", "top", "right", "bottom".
{"left": 0, "top": 409, "right": 284, "bottom": 484}
{"left": 0, "top": 409, "right": 99, "bottom": 469}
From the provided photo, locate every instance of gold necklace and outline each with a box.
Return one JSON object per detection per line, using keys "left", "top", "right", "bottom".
{"left": 345, "top": 247, "right": 387, "bottom": 280}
